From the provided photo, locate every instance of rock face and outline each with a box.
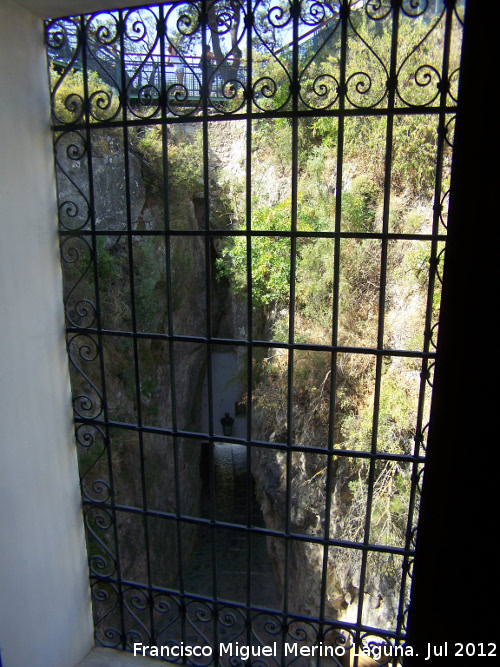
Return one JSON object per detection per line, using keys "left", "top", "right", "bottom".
{"left": 114, "top": 220, "right": 208, "bottom": 588}
{"left": 251, "top": 442, "right": 401, "bottom": 629}
{"left": 207, "top": 120, "right": 411, "bottom": 632}
{"left": 60, "top": 130, "right": 213, "bottom": 591}
{"left": 55, "top": 133, "right": 145, "bottom": 237}
{"left": 92, "top": 149, "right": 145, "bottom": 232}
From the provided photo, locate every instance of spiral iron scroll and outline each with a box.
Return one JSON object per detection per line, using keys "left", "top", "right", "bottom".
{"left": 67, "top": 333, "right": 103, "bottom": 420}
{"left": 123, "top": 7, "right": 163, "bottom": 119}
{"left": 85, "top": 506, "right": 117, "bottom": 579}
{"left": 90, "top": 592, "right": 406, "bottom": 667}
{"left": 54, "top": 131, "right": 90, "bottom": 231}
{"left": 76, "top": 424, "right": 111, "bottom": 504}
{"left": 46, "top": 2, "right": 462, "bottom": 119}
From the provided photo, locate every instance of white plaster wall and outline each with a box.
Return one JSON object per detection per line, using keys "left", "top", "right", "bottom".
{"left": 0, "top": 0, "right": 93, "bottom": 664}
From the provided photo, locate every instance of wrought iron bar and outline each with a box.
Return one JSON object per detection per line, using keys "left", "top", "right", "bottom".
{"left": 354, "top": 5, "right": 402, "bottom": 658}
{"left": 79, "top": 11, "right": 126, "bottom": 648}
{"left": 46, "top": 1, "right": 466, "bottom": 662}
{"left": 317, "top": 1, "right": 349, "bottom": 661}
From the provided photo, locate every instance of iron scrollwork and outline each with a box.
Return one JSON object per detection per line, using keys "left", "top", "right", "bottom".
{"left": 54, "top": 131, "right": 90, "bottom": 231}
{"left": 67, "top": 333, "right": 103, "bottom": 420}
{"left": 60, "top": 236, "right": 97, "bottom": 329}
{"left": 124, "top": 7, "right": 163, "bottom": 119}
{"left": 85, "top": 506, "right": 118, "bottom": 579}
{"left": 92, "top": 580, "right": 122, "bottom": 648}
{"left": 45, "top": 0, "right": 463, "bottom": 661}
{"left": 45, "top": 1, "right": 463, "bottom": 121}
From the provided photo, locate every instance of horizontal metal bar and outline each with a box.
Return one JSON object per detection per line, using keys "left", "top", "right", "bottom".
{"left": 84, "top": 498, "right": 417, "bottom": 558}
{"left": 60, "top": 228, "right": 447, "bottom": 242}
{"left": 51, "top": 102, "right": 458, "bottom": 133}
{"left": 75, "top": 416, "right": 425, "bottom": 463}
{"left": 67, "top": 326, "right": 437, "bottom": 359}
{"left": 87, "top": 575, "right": 405, "bottom": 641}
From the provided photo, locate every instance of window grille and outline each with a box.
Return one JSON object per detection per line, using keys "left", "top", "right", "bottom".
{"left": 46, "top": 1, "right": 465, "bottom": 664}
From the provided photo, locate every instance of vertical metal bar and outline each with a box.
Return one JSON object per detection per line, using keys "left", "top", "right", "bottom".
{"left": 281, "top": 1, "right": 300, "bottom": 660}
{"left": 245, "top": 0, "right": 254, "bottom": 647}
{"left": 158, "top": 4, "right": 187, "bottom": 654}
{"left": 317, "top": 2, "right": 348, "bottom": 661}
{"left": 354, "top": 3, "right": 400, "bottom": 656}
{"left": 200, "top": 1, "right": 219, "bottom": 659}
{"left": 118, "top": 7, "right": 154, "bottom": 643}
{"left": 80, "top": 12, "right": 125, "bottom": 648}
{"left": 396, "top": 2, "right": 455, "bottom": 640}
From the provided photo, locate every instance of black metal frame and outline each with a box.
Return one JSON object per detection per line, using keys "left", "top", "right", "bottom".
{"left": 46, "top": 1, "right": 465, "bottom": 664}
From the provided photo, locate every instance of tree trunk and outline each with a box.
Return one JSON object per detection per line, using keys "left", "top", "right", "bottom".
{"left": 207, "top": 0, "right": 224, "bottom": 61}
{"left": 207, "top": 1, "right": 242, "bottom": 62}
